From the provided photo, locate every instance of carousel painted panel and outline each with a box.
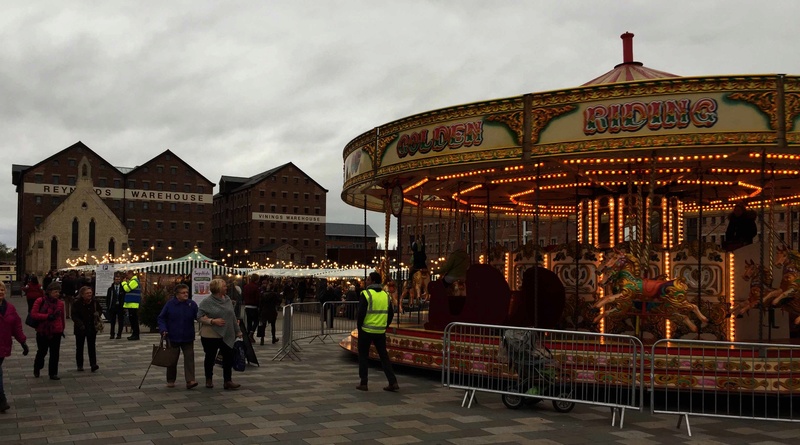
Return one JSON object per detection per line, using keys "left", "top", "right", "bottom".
{"left": 550, "top": 242, "right": 600, "bottom": 331}
{"left": 669, "top": 242, "right": 731, "bottom": 340}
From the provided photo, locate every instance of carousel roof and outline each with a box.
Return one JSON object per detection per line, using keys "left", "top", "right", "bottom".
{"left": 582, "top": 32, "right": 679, "bottom": 86}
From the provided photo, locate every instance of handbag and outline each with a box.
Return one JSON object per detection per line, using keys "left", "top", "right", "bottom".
{"left": 151, "top": 337, "right": 180, "bottom": 368}
{"left": 25, "top": 313, "right": 40, "bottom": 329}
{"left": 94, "top": 311, "right": 105, "bottom": 333}
{"left": 25, "top": 297, "right": 46, "bottom": 328}
{"left": 232, "top": 339, "right": 246, "bottom": 372}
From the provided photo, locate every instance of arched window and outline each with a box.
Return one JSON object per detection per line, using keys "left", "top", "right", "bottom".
{"left": 108, "top": 238, "right": 116, "bottom": 257}
{"left": 82, "top": 163, "right": 88, "bottom": 177}
{"left": 50, "top": 236, "right": 58, "bottom": 270}
{"left": 72, "top": 218, "right": 79, "bottom": 250}
{"left": 89, "top": 219, "right": 96, "bottom": 250}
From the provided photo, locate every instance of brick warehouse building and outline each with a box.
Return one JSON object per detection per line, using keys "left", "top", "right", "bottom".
{"left": 11, "top": 141, "right": 215, "bottom": 278}
{"left": 212, "top": 163, "right": 328, "bottom": 267}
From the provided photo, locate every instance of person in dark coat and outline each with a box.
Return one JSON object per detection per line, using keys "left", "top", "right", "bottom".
{"left": 71, "top": 286, "right": 102, "bottom": 373}
{"left": 724, "top": 203, "right": 758, "bottom": 251}
{"left": 258, "top": 288, "right": 281, "bottom": 345}
{"left": 157, "top": 284, "right": 199, "bottom": 389}
{"left": 105, "top": 274, "right": 126, "bottom": 340}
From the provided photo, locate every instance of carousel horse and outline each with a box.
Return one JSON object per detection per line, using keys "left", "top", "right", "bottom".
{"left": 593, "top": 248, "right": 708, "bottom": 332}
{"left": 730, "top": 259, "right": 776, "bottom": 317}
{"left": 764, "top": 246, "right": 800, "bottom": 325}
{"left": 404, "top": 269, "right": 431, "bottom": 308}
{"left": 383, "top": 280, "right": 402, "bottom": 314}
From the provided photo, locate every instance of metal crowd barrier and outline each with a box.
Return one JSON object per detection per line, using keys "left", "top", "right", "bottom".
{"left": 443, "top": 322, "right": 644, "bottom": 428}
{"left": 650, "top": 338, "right": 800, "bottom": 436}
{"left": 272, "top": 301, "right": 360, "bottom": 361}
{"left": 272, "top": 303, "right": 322, "bottom": 361}
{"left": 321, "top": 301, "right": 359, "bottom": 341}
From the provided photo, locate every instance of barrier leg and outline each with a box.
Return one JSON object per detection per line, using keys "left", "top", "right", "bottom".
{"left": 676, "top": 414, "right": 691, "bottom": 437}
{"left": 461, "top": 389, "right": 477, "bottom": 408}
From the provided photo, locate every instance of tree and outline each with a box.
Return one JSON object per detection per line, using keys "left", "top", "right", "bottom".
{"left": 0, "top": 242, "right": 15, "bottom": 262}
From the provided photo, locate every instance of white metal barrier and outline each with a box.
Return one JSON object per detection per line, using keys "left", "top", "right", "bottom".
{"left": 443, "top": 322, "right": 644, "bottom": 428}
{"left": 650, "top": 338, "right": 800, "bottom": 436}
{"left": 272, "top": 305, "right": 300, "bottom": 361}
{"left": 273, "top": 301, "right": 360, "bottom": 361}
{"left": 321, "top": 301, "right": 359, "bottom": 341}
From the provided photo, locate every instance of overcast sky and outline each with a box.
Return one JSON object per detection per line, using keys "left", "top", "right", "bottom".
{"left": 3, "top": 0, "right": 800, "bottom": 253}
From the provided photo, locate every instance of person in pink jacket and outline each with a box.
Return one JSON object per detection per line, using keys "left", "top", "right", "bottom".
{"left": 0, "top": 281, "right": 29, "bottom": 413}
{"left": 30, "top": 282, "right": 65, "bottom": 380}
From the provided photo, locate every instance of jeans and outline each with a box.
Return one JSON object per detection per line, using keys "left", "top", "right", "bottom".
{"left": 75, "top": 330, "right": 97, "bottom": 369}
{"left": 201, "top": 337, "right": 233, "bottom": 383}
{"left": 166, "top": 341, "right": 195, "bottom": 383}
{"left": 357, "top": 330, "right": 397, "bottom": 386}
{"left": 34, "top": 334, "right": 62, "bottom": 377}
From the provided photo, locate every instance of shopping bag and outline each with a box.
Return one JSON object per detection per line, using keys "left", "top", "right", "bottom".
{"left": 233, "top": 340, "right": 246, "bottom": 372}
{"left": 151, "top": 338, "right": 180, "bottom": 368}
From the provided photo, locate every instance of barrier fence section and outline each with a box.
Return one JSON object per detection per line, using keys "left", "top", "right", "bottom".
{"left": 272, "top": 302, "right": 321, "bottom": 361}
{"left": 273, "top": 301, "right": 360, "bottom": 361}
{"left": 650, "top": 339, "right": 800, "bottom": 436}
{"left": 321, "top": 301, "right": 359, "bottom": 341}
{"left": 443, "top": 322, "right": 644, "bottom": 428}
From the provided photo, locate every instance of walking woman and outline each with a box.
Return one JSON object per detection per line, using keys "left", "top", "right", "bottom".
{"left": 197, "top": 279, "right": 243, "bottom": 390}
{"left": 0, "top": 281, "right": 29, "bottom": 412}
{"left": 157, "top": 284, "right": 199, "bottom": 389}
{"left": 72, "top": 286, "right": 102, "bottom": 372}
{"left": 23, "top": 276, "right": 44, "bottom": 313}
{"left": 31, "top": 282, "right": 65, "bottom": 380}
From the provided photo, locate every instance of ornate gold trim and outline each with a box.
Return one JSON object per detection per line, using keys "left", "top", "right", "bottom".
{"left": 530, "top": 105, "right": 577, "bottom": 144}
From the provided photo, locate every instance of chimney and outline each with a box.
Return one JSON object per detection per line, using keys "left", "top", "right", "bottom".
{"left": 621, "top": 32, "right": 634, "bottom": 64}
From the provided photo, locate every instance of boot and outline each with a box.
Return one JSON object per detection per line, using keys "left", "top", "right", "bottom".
{"left": 260, "top": 337, "right": 265, "bottom": 346}
{"left": 205, "top": 379, "right": 213, "bottom": 389}
{"left": 0, "top": 395, "right": 9, "bottom": 413}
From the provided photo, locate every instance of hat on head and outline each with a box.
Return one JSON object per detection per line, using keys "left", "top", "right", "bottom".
{"left": 46, "top": 282, "right": 62, "bottom": 292}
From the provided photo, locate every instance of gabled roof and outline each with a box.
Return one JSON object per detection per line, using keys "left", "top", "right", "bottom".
{"left": 326, "top": 222, "right": 378, "bottom": 238}
{"left": 11, "top": 141, "right": 120, "bottom": 186}
{"left": 216, "top": 162, "right": 329, "bottom": 196}
{"left": 126, "top": 149, "right": 215, "bottom": 186}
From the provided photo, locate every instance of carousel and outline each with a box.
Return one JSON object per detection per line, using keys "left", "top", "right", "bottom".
{"left": 339, "top": 33, "right": 800, "bottom": 392}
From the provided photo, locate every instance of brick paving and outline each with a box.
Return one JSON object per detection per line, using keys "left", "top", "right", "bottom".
{"left": 1, "top": 297, "right": 799, "bottom": 444}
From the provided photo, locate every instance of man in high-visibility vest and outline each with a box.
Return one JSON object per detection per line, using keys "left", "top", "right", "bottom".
{"left": 356, "top": 271, "right": 399, "bottom": 392}
{"left": 121, "top": 272, "right": 141, "bottom": 341}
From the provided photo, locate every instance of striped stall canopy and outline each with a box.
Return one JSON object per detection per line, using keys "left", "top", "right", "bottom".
{"left": 144, "top": 259, "right": 231, "bottom": 276}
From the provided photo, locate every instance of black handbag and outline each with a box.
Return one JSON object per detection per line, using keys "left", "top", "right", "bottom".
{"left": 25, "top": 313, "right": 39, "bottom": 329}
{"left": 151, "top": 338, "right": 180, "bottom": 368}
{"left": 25, "top": 298, "right": 46, "bottom": 328}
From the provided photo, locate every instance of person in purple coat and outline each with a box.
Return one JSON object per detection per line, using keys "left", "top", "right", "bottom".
{"left": 157, "top": 284, "right": 199, "bottom": 389}
{"left": 0, "top": 281, "right": 29, "bottom": 413}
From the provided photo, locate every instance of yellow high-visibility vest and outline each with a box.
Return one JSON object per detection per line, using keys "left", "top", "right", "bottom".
{"left": 361, "top": 289, "right": 389, "bottom": 334}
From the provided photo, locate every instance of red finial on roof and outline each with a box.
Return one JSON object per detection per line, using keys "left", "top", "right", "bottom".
{"left": 621, "top": 32, "right": 634, "bottom": 64}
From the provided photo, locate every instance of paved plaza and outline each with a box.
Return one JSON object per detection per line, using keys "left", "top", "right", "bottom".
{"left": 1, "top": 297, "right": 799, "bottom": 444}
